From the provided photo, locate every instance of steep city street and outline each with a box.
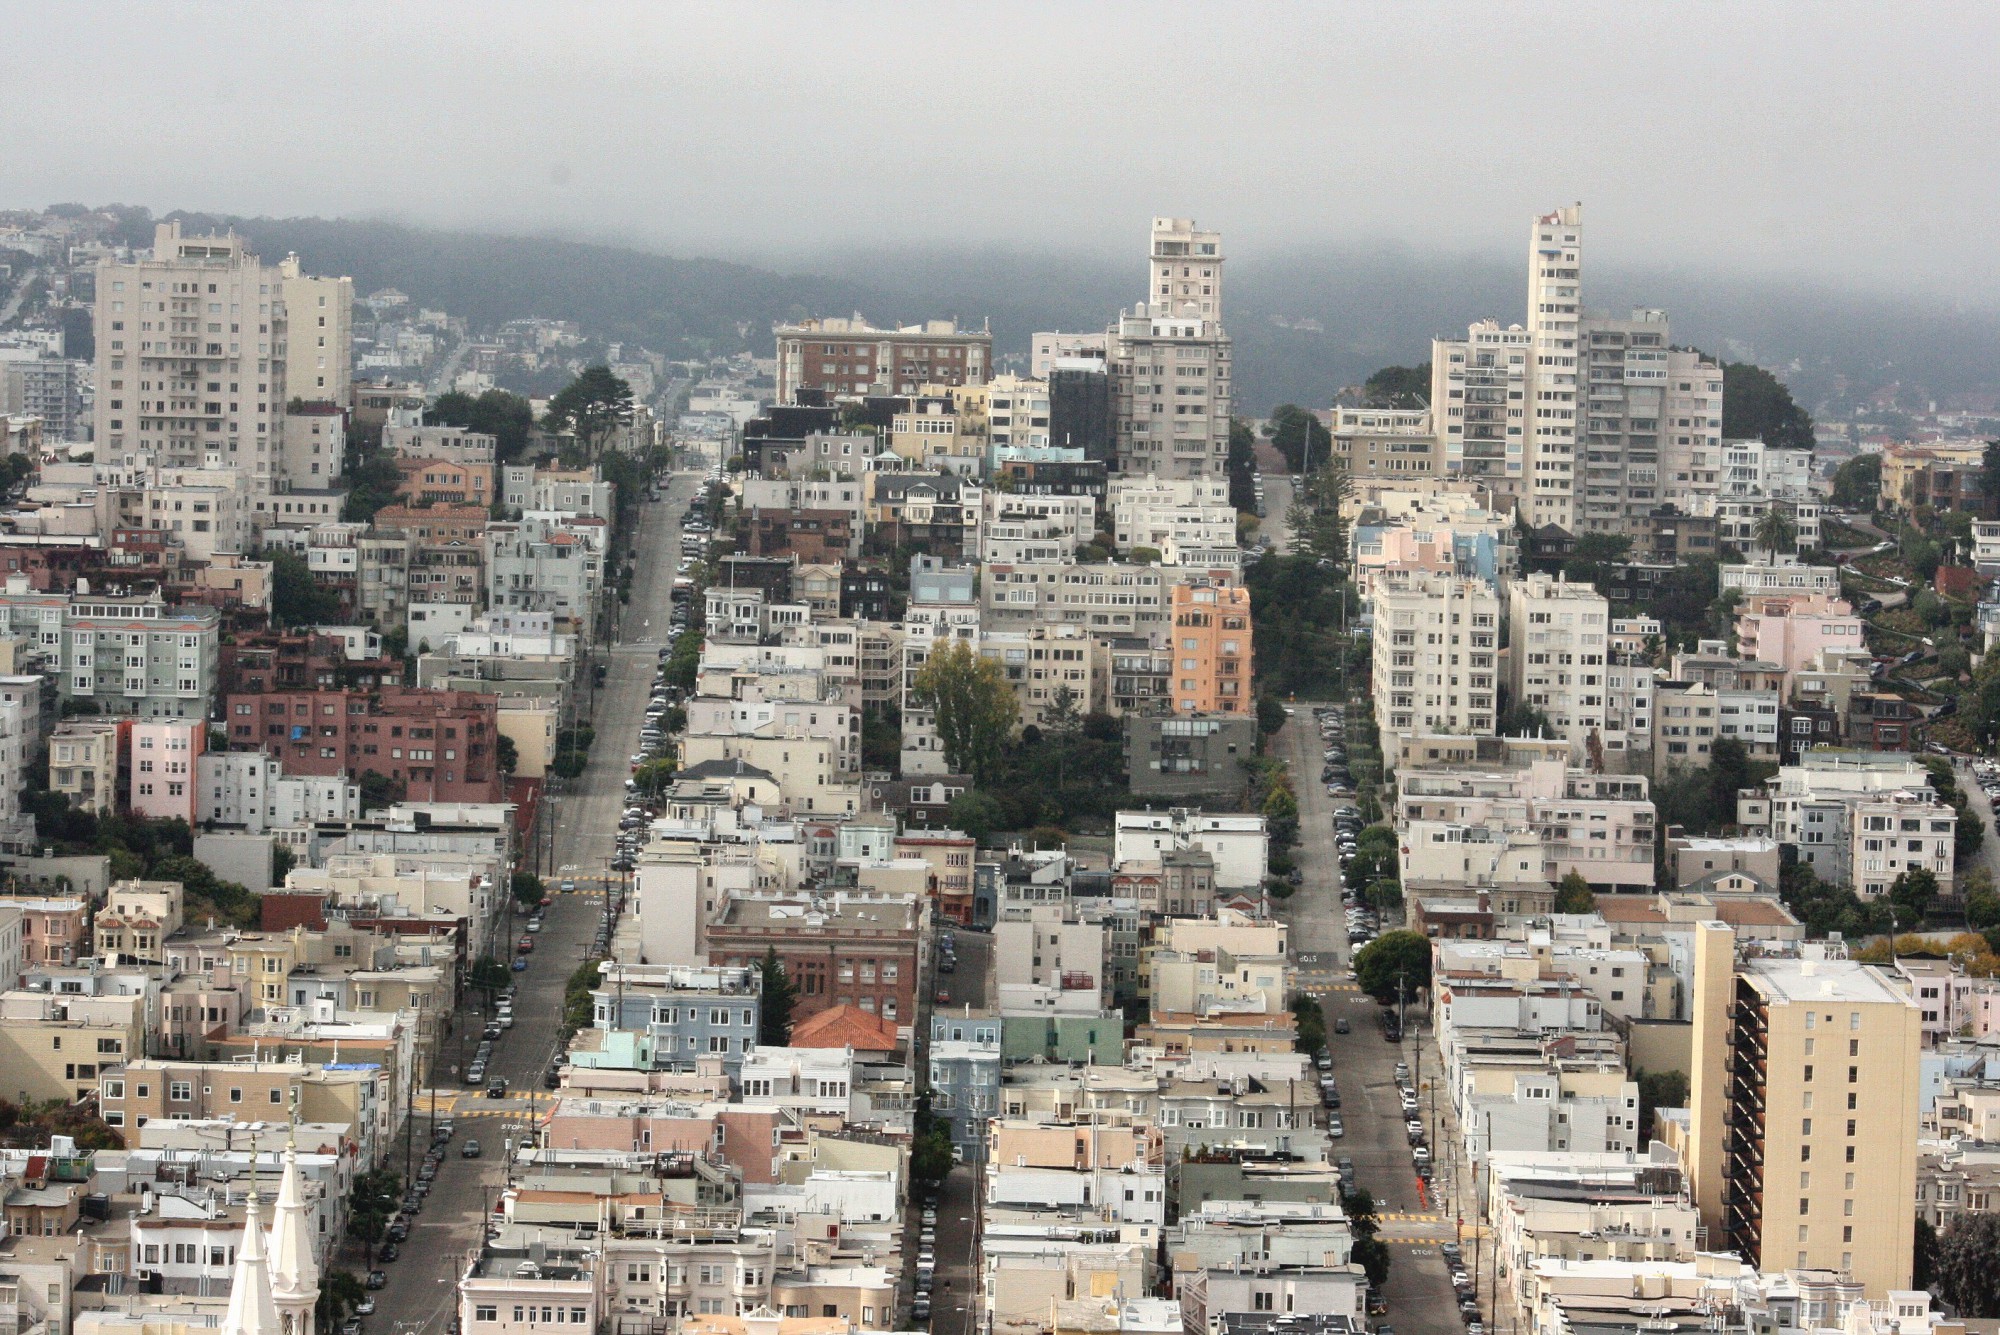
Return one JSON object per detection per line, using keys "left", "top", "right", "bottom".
{"left": 1276, "top": 708, "right": 1493, "bottom": 1335}
{"left": 364, "top": 467, "right": 700, "bottom": 1334}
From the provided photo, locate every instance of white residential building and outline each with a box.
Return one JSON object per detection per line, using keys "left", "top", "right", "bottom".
{"left": 979, "top": 491, "right": 1096, "bottom": 564}
{"left": 1507, "top": 573, "right": 1609, "bottom": 761}
{"left": 1432, "top": 320, "right": 1531, "bottom": 497}
{"left": 1113, "top": 808, "right": 1267, "bottom": 890}
{"left": 1575, "top": 309, "right": 1721, "bottom": 535}
{"left": 1522, "top": 205, "right": 1583, "bottom": 531}
{"left": 1659, "top": 361, "right": 1730, "bottom": 509}
{"left": 1603, "top": 616, "right": 1659, "bottom": 770}
{"left": 196, "top": 752, "right": 362, "bottom": 833}
{"left": 1717, "top": 559, "right": 1842, "bottom": 596}
{"left": 981, "top": 561, "right": 1175, "bottom": 637}
{"left": 1110, "top": 218, "right": 1231, "bottom": 480}
{"left": 93, "top": 222, "right": 286, "bottom": 476}
{"left": 485, "top": 512, "right": 606, "bottom": 638}
{"left": 1758, "top": 750, "right": 1957, "bottom": 898}
{"left": 1370, "top": 570, "right": 1502, "bottom": 769}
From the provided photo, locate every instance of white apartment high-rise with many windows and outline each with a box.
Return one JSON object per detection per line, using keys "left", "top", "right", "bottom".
{"left": 1370, "top": 570, "right": 1501, "bottom": 770}
{"left": 1575, "top": 309, "right": 1726, "bottom": 533}
{"left": 1432, "top": 321, "right": 1530, "bottom": 496}
{"left": 94, "top": 222, "right": 286, "bottom": 477}
{"left": 1111, "top": 218, "right": 1232, "bottom": 480}
{"left": 1524, "top": 206, "right": 1583, "bottom": 530}
{"left": 1506, "top": 572, "right": 1610, "bottom": 762}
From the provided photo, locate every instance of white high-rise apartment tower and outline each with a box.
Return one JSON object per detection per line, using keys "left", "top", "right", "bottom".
{"left": 1431, "top": 321, "right": 1531, "bottom": 495}
{"left": 1111, "top": 218, "right": 1233, "bottom": 480}
{"left": 94, "top": 222, "right": 287, "bottom": 477}
{"left": 1525, "top": 206, "right": 1583, "bottom": 530}
{"left": 1506, "top": 572, "right": 1610, "bottom": 762}
{"left": 1369, "top": 570, "right": 1502, "bottom": 770}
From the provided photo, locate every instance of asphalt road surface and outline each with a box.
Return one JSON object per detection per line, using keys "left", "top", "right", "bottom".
{"left": 1274, "top": 704, "right": 1491, "bottom": 1335}
{"left": 362, "top": 469, "right": 701, "bottom": 1335}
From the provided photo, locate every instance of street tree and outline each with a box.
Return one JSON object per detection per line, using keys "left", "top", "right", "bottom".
{"left": 757, "top": 947, "right": 798, "bottom": 1047}
{"left": 1936, "top": 1213, "right": 2000, "bottom": 1316}
{"left": 1831, "top": 454, "right": 1883, "bottom": 512}
{"left": 1353, "top": 930, "right": 1430, "bottom": 1006}
{"left": 429, "top": 388, "right": 535, "bottom": 464}
{"left": 1362, "top": 364, "right": 1431, "bottom": 409}
{"left": 1721, "top": 362, "right": 1815, "bottom": 451}
{"left": 1752, "top": 504, "right": 1798, "bottom": 562}
{"left": 912, "top": 638, "right": 1016, "bottom": 782}
{"left": 1264, "top": 404, "right": 1332, "bottom": 473}
{"left": 1553, "top": 871, "right": 1596, "bottom": 915}
{"left": 543, "top": 366, "right": 634, "bottom": 461}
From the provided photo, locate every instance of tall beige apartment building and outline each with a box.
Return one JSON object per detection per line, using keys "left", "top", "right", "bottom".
{"left": 1369, "top": 570, "right": 1501, "bottom": 769}
{"left": 1506, "top": 572, "right": 1609, "bottom": 761}
{"left": 94, "top": 221, "right": 286, "bottom": 477}
{"left": 1432, "top": 320, "right": 1530, "bottom": 497}
{"left": 1689, "top": 924, "right": 1920, "bottom": 1297}
{"left": 1111, "top": 218, "right": 1233, "bottom": 480}
{"left": 279, "top": 253, "right": 353, "bottom": 404}
{"left": 1524, "top": 206, "right": 1582, "bottom": 531}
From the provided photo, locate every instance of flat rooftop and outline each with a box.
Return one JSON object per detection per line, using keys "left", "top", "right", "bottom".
{"left": 1745, "top": 958, "right": 1916, "bottom": 1007}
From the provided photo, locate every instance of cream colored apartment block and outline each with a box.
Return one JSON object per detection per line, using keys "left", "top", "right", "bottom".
{"left": 1524, "top": 206, "right": 1582, "bottom": 530}
{"left": 48, "top": 719, "right": 121, "bottom": 813}
{"left": 0, "top": 990, "right": 145, "bottom": 1105}
{"left": 1111, "top": 218, "right": 1232, "bottom": 480}
{"left": 1507, "top": 572, "right": 1609, "bottom": 762}
{"left": 1370, "top": 570, "right": 1501, "bottom": 770}
{"left": 94, "top": 222, "right": 287, "bottom": 477}
{"left": 278, "top": 255, "right": 352, "bottom": 406}
{"left": 1432, "top": 321, "right": 1531, "bottom": 498}
{"left": 1331, "top": 406, "right": 1438, "bottom": 481}
{"left": 1691, "top": 927, "right": 1920, "bottom": 1296}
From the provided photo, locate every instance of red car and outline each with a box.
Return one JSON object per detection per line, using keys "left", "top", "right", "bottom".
{"left": 517, "top": 936, "right": 534, "bottom": 954}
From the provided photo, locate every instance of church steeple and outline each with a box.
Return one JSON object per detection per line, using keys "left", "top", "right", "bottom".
{"left": 269, "top": 1133, "right": 321, "bottom": 1335}
{"left": 221, "top": 1192, "right": 283, "bottom": 1335}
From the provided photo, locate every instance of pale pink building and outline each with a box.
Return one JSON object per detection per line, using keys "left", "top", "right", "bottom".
{"left": 127, "top": 720, "right": 205, "bottom": 822}
{"left": 538, "top": 1103, "right": 784, "bottom": 1182}
{"left": 1733, "top": 593, "right": 1866, "bottom": 686}
{"left": 1354, "top": 526, "right": 1458, "bottom": 595}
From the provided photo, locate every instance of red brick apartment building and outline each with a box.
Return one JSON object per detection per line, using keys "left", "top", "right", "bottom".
{"left": 224, "top": 685, "right": 502, "bottom": 802}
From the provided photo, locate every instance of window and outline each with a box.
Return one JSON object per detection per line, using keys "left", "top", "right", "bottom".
{"left": 475, "top": 1308, "right": 497, "bottom": 1324}
{"left": 169, "top": 1081, "right": 191, "bottom": 1102}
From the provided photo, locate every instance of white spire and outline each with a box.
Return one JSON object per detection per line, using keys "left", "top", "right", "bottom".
{"left": 221, "top": 1192, "right": 283, "bottom": 1335}
{"left": 269, "top": 1136, "right": 320, "bottom": 1326}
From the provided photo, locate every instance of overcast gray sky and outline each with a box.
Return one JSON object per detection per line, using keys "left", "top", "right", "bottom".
{"left": 5, "top": 1, "right": 1996, "bottom": 298}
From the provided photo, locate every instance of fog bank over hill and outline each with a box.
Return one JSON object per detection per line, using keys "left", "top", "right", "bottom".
{"left": 167, "top": 212, "right": 2000, "bottom": 418}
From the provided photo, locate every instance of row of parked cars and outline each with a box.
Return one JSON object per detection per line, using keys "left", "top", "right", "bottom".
{"left": 1315, "top": 705, "right": 1353, "bottom": 797}
{"left": 910, "top": 1183, "right": 944, "bottom": 1323}
{"left": 465, "top": 976, "right": 525, "bottom": 1086}
{"left": 1310, "top": 1048, "right": 1344, "bottom": 1138}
